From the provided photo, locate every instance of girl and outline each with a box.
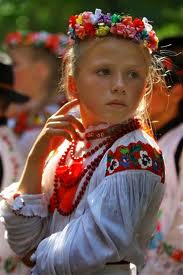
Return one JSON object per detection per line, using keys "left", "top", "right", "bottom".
{"left": 0, "top": 9, "right": 165, "bottom": 275}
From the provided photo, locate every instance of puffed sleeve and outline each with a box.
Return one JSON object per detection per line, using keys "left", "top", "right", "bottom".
{"left": 31, "top": 170, "right": 164, "bottom": 274}
{"left": 0, "top": 182, "right": 49, "bottom": 257}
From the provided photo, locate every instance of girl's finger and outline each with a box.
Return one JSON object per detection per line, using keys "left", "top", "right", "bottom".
{"left": 48, "top": 114, "right": 85, "bottom": 133}
{"left": 53, "top": 99, "right": 79, "bottom": 117}
{"left": 46, "top": 121, "right": 80, "bottom": 140}
{"left": 45, "top": 128, "right": 72, "bottom": 142}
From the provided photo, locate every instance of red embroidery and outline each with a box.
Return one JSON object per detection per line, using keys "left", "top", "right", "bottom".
{"left": 106, "top": 141, "right": 165, "bottom": 182}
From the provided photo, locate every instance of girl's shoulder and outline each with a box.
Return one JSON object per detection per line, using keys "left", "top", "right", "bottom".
{"left": 105, "top": 129, "right": 165, "bottom": 182}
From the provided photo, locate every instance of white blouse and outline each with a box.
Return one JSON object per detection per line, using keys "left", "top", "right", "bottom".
{"left": 0, "top": 127, "right": 165, "bottom": 275}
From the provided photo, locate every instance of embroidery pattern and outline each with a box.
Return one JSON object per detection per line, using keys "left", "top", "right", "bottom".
{"left": 149, "top": 210, "right": 183, "bottom": 263}
{"left": 106, "top": 141, "right": 165, "bottom": 182}
{"left": 0, "top": 255, "right": 21, "bottom": 273}
{"left": 0, "top": 132, "right": 20, "bottom": 181}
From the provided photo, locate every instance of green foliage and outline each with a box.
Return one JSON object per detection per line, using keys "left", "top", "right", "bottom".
{"left": 0, "top": 0, "right": 182, "bottom": 46}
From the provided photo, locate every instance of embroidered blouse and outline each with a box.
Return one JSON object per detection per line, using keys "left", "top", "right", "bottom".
{"left": 0, "top": 125, "right": 165, "bottom": 275}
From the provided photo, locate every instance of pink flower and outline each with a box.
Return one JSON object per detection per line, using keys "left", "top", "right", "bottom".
{"left": 75, "top": 25, "right": 86, "bottom": 39}
{"left": 111, "top": 23, "right": 126, "bottom": 36}
{"left": 82, "top": 12, "right": 93, "bottom": 24}
{"left": 125, "top": 25, "right": 137, "bottom": 38}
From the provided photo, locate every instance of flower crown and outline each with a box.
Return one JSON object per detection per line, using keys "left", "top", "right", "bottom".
{"left": 68, "top": 9, "right": 159, "bottom": 53}
{"left": 4, "top": 31, "right": 69, "bottom": 57}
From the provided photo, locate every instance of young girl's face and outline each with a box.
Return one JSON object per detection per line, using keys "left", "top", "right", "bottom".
{"left": 72, "top": 37, "right": 150, "bottom": 127}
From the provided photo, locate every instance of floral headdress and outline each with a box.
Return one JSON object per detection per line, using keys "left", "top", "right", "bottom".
{"left": 68, "top": 8, "right": 159, "bottom": 53}
{"left": 4, "top": 31, "right": 69, "bottom": 57}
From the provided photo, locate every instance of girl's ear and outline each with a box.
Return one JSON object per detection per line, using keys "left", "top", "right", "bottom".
{"left": 68, "top": 75, "right": 78, "bottom": 98}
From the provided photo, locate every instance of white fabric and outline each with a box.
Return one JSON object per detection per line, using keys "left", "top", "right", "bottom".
{"left": 0, "top": 128, "right": 164, "bottom": 274}
{"left": 0, "top": 126, "right": 29, "bottom": 274}
{"left": 141, "top": 123, "right": 183, "bottom": 275}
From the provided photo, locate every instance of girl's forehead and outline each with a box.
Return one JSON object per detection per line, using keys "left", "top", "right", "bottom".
{"left": 79, "top": 37, "right": 150, "bottom": 66}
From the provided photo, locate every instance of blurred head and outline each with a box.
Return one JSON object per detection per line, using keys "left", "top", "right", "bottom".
{"left": 149, "top": 36, "right": 183, "bottom": 124}
{"left": 4, "top": 32, "right": 69, "bottom": 106}
{"left": 62, "top": 9, "right": 163, "bottom": 127}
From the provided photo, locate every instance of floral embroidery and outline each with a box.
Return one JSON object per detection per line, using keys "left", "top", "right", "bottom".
{"left": 149, "top": 209, "right": 183, "bottom": 263}
{"left": 0, "top": 132, "right": 20, "bottom": 181}
{"left": 106, "top": 141, "right": 165, "bottom": 182}
{"left": 138, "top": 150, "right": 152, "bottom": 168}
{"left": 0, "top": 255, "right": 21, "bottom": 273}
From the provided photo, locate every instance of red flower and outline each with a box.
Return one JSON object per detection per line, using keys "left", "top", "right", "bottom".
{"left": 46, "top": 35, "right": 60, "bottom": 52}
{"left": 171, "top": 250, "right": 183, "bottom": 262}
{"left": 133, "top": 18, "right": 145, "bottom": 31}
{"left": 69, "top": 15, "right": 78, "bottom": 27}
{"left": 5, "top": 32, "right": 22, "bottom": 45}
{"left": 84, "top": 23, "right": 96, "bottom": 36}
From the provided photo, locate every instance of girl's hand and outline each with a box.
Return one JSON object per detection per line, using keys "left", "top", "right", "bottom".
{"left": 29, "top": 99, "right": 84, "bottom": 161}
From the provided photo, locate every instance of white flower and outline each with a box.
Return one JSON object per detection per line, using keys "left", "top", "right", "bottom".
{"left": 138, "top": 150, "right": 152, "bottom": 169}
{"left": 38, "top": 31, "right": 49, "bottom": 41}
{"left": 108, "top": 159, "right": 119, "bottom": 174}
{"left": 142, "top": 17, "right": 152, "bottom": 32}
{"left": 90, "top": 8, "right": 102, "bottom": 24}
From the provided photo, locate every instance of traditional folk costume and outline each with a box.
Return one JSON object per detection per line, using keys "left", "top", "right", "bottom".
{"left": 0, "top": 119, "right": 165, "bottom": 275}
{"left": 140, "top": 116, "right": 183, "bottom": 275}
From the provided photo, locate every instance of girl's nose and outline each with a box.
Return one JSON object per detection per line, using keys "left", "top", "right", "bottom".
{"left": 111, "top": 74, "right": 126, "bottom": 94}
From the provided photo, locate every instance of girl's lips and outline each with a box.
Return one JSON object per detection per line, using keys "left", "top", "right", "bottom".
{"left": 106, "top": 101, "right": 127, "bottom": 106}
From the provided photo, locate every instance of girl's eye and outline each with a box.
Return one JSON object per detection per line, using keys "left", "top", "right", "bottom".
{"left": 96, "top": 68, "right": 110, "bottom": 76}
{"left": 128, "top": 71, "right": 139, "bottom": 79}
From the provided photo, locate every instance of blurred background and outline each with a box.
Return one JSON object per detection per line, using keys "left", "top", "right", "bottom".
{"left": 0, "top": 0, "right": 182, "bottom": 45}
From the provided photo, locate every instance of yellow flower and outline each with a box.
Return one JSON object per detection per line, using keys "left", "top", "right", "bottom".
{"left": 96, "top": 25, "right": 110, "bottom": 36}
{"left": 76, "top": 15, "right": 83, "bottom": 25}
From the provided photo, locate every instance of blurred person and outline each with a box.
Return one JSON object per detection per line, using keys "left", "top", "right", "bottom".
{"left": 0, "top": 52, "right": 30, "bottom": 274}
{"left": 4, "top": 31, "right": 69, "bottom": 158}
{"left": 141, "top": 36, "right": 183, "bottom": 275}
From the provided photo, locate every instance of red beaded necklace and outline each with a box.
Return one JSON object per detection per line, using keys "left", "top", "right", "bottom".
{"left": 49, "top": 118, "right": 142, "bottom": 216}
